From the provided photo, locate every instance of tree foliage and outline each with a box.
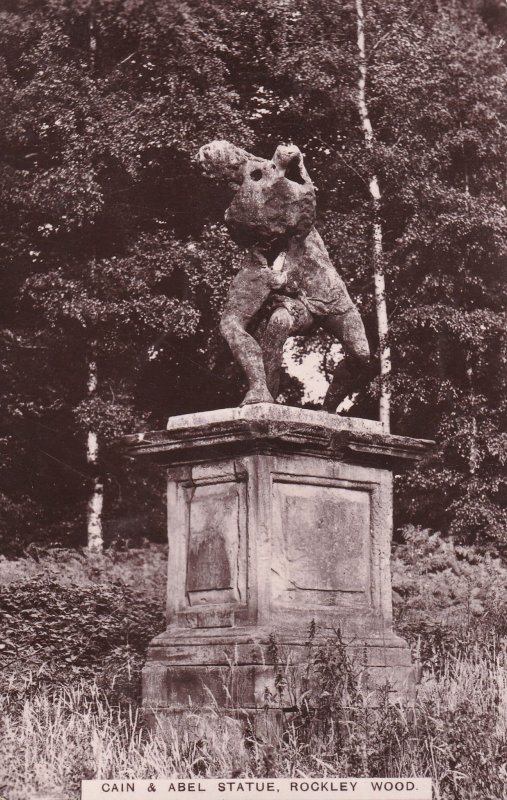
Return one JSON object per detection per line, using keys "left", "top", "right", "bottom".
{"left": 0, "top": 0, "right": 505, "bottom": 552}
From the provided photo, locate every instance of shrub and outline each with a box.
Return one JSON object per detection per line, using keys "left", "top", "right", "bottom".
{"left": 392, "top": 526, "right": 507, "bottom": 670}
{"left": 0, "top": 574, "right": 164, "bottom": 705}
{"left": 0, "top": 543, "right": 167, "bottom": 600}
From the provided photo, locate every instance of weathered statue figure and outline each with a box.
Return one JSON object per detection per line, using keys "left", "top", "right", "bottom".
{"left": 198, "top": 140, "right": 370, "bottom": 411}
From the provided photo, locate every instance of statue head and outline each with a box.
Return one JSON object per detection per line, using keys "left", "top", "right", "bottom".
{"left": 198, "top": 140, "right": 316, "bottom": 253}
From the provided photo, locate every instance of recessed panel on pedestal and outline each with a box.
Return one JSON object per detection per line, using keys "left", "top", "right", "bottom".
{"left": 185, "top": 480, "right": 246, "bottom": 606}
{"left": 271, "top": 478, "right": 371, "bottom": 607}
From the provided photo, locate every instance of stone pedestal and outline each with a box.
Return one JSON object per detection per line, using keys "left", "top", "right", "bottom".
{"left": 124, "top": 405, "right": 433, "bottom": 737}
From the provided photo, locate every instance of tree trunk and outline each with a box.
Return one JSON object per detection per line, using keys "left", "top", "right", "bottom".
{"left": 86, "top": 19, "right": 102, "bottom": 553}
{"left": 86, "top": 357, "right": 103, "bottom": 554}
{"left": 466, "top": 360, "right": 479, "bottom": 475}
{"left": 463, "top": 161, "right": 478, "bottom": 474}
{"left": 355, "top": 0, "right": 391, "bottom": 430}
{"left": 89, "top": 7, "right": 97, "bottom": 74}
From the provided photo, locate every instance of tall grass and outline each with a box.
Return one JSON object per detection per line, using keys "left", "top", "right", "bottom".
{"left": 0, "top": 681, "right": 250, "bottom": 799}
{"left": 1, "top": 644, "right": 505, "bottom": 800}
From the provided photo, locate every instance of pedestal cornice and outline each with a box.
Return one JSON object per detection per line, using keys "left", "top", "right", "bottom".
{"left": 122, "top": 403, "right": 434, "bottom": 469}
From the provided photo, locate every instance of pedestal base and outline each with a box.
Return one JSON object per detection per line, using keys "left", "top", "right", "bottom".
{"left": 124, "top": 405, "right": 432, "bottom": 737}
{"left": 142, "top": 628, "right": 416, "bottom": 740}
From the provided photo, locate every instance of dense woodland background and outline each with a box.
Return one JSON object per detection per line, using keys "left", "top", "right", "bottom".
{"left": 1, "top": 0, "right": 506, "bottom": 556}
{"left": 0, "top": 3, "right": 506, "bottom": 796}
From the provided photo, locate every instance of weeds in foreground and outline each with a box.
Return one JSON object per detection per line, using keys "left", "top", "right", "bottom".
{"left": 263, "top": 628, "right": 507, "bottom": 797}
{"left": 0, "top": 643, "right": 505, "bottom": 800}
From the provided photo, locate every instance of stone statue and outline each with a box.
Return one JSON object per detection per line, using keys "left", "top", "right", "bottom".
{"left": 130, "top": 143, "right": 434, "bottom": 737}
{"left": 198, "top": 140, "right": 370, "bottom": 411}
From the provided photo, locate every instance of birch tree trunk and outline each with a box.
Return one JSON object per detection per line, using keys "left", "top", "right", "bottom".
{"left": 85, "top": 12, "right": 103, "bottom": 553}
{"left": 355, "top": 0, "right": 391, "bottom": 430}
{"left": 89, "top": 6, "right": 97, "bottom": 74}
{"left": 463, "top": 172, "right": 478, "bottom": 474}
{"left": 466, "top": 360, "right": 479, "bottom": 476}
{"left": 86, "top": 357, "right": 103, "bottom": 554}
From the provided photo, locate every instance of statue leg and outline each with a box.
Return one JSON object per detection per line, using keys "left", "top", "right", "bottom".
{"left": 220, "top": 263, "right": 274, "bottom": 405}
{"left": 260, "top": 307, "right": 294, "bottom": 399}
{"left": 258, "top": 297, "right": 314, "bottom": 399}
{"left": 321, "top": 307, "right": 371, "bottom": 412}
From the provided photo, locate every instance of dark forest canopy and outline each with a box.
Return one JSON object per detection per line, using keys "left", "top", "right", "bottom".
{"left": 0, "top": 0, "right": 506, "bottom": 554}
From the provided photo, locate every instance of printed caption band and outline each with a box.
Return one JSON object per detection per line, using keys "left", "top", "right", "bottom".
{"left": 82, "top": 778, "right": 432, "bottom": 800}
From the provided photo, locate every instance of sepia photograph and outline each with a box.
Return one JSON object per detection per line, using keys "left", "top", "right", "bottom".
{"left": 0, "top": 1, "right": 506, "bottom": 798}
